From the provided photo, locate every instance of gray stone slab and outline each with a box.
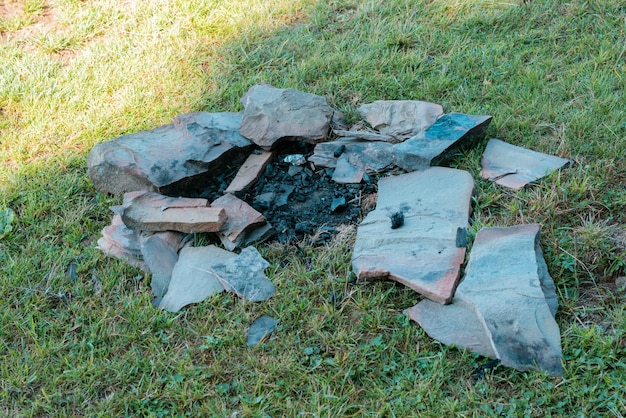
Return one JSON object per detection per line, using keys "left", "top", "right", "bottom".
{"left": 239, "top": 84, "right": 334, "bottom": 149}
{"left": 159, "top": 245, "right": 235, "bottom": 312}
{"left": 331, "top": 154, "right": 364, "bottom": 184}
{"left": 247, "top": 315, "right": 279, "bottom": 346}
{"left": 308, "top": 139, "right": 395, "bottom": 174}
{"left": 406, "top": 224, "right": 563, "bottom": 377}
{"left": 211, "top": 246, "right": 276, "bottom": 302}
{"left": 357, "top": 100, "right": 444, "bottom": 139}
{"left": 480, "top": 138, "right": 571, "bottom": 190}
{"left": 393, "top": 112, "right": 492, "bottom": 171}
{"left": 140, "top": 233, "right": 181, "bottom": 305}
{"left": 120, "top": 192, "right": 226, "bottom": 233}
{"left": 87, "top": 112, "right": 252, "bottom": 195}
{"left": 351, "top": 167, "right": 474, "bottom": 304}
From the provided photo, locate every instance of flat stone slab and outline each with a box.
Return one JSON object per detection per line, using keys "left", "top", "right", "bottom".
{"left": 357, "top": 100, "right": 444, "bottom": 140}
{"left": 393, "top": 112, "right": 492, "bottom": 171}
{"left": 480, "top": 138, "right": 571, "bottom": 190}
{"left": 97, "top": 214, "right": 145, "bottom": 270}
{"left": 211, "top": 246, "right": 276, "bottom": 302}
{"left": 225, "top": 151, "right": 275, "bottom": 194}
{"left": 212, "top": 193, "right": 273, "bottom": 250}
{"left": 351, "top": 167, "right": 474, "bottom": 304}
{"left": 87, "top": 112, "right": 252, "bottom": 195}
{"left": 406, "top": 224, "right": 563, "bottom": 377}
{"left": 247, "top": 315, "right": 279, "bottom": 346}
{"left": 239, "top": 84, "right": 334, "bottom": 149}
{"left": 308, "top": 139, "right": 395, "bottom": 175}
{"left": 159, "top": 245, "right": 236, "bottom": 312}
{"left": 120, "top": 192, "right": 226, "bottom": 233}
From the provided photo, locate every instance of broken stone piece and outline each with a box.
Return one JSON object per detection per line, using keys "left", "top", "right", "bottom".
{"left": 405, "top": 224, "right": 563, "bottom": 377}
{"left": 120, "top": 192, "right": 225, "bottom": 233}
{"left": 159, "top": 245, "right": 236, "bottom": 312}
{"left": 97, "top": 214, "right": 146, "bottom": 270}
{"left": 238, "top": 84, "right": 334, "bottom": 149}
{"left": 141, "top": 232, "right": 183, "bottom": 306}
{"left": 225, "top": 151, "right": 275, "bottom": 194}
{"left": 212, "top": 194, "right": 274, "bottom": 251}
{"left": 87, "top": 112, "right": 252, "bottom": 195}
{"left": 332, "top": 154, "right": 364, "bottom": 184}
{"left": 393, "top": 112, "right": 492, "bottom": 171}
{"left": 247, "top": 315, "right": 279, "bottom": 346}
{"left": 309, "top": 139, "right": 395, "bottom": 175}
{"left": 351, "top": 167, "right": 474, "bottom": 304}
{"left": 357, "top": 100, "right": 444, "bottom": 139}
{"left": 211, "top": 246, "right": 276, "bottom": 302}
{"left": 333, "top": 129, "right": 396, "bottom": 143}
{"left": 480, "top": 138, "right": 571, "bottom": 190}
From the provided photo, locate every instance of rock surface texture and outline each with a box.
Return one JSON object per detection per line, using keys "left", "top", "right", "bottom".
{"left": 351, "top": 167, "right": 474, "bottom": 304}
{"left": 357, "top": 100, "right": 444, "bottom": 140}
{"left": 393, "top": 113, "right": 492, "bottom": 171}
{"left": 211, "top": 246, "right": 276, "bottom": 302}
{"left": 405, "top": 224, "right": 563, "bottom": 377}
{"left": 480, "top": 138, "right": 571, "bottom": 190}
{"left": 159, "top": 245, "right": 235, "bottom": 312}
{"left": 88, "top": 112, "right": 252, "bottom": 195}
{"left": 238, "top": 84, "right": 334, "bottom": 149}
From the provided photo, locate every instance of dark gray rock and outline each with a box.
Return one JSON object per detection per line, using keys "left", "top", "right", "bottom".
{"left": 87, "top": 112, "right": 252, "bottom": 195}
{"left": 352, "top": 167, "right": 474, "bottom": 304}
{"left": 406, "top": 224, "right": 563, "bottom": 377}
{"left": 357, "top": 100, "right": 444, "bottom": 140}
{"left": 393, "top": 112, "right": 492, "bottom": 171}
{"left": 141, "top": 233, "right": 182, "bottom": 306}
{"left": 238, "top": 84, "right": 334, "bottom": 149}
{"left": 211, "top": 246, "right": 276, "bottom": 302}
{"left": 480, "top": 138, "right": 571, "bottom": 190}
{"left": 247, "top": 315, "right": 279, "bottom": 346}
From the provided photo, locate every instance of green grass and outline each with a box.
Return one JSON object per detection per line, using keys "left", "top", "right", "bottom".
{"left": 1, "top": 0, "right": 625, "bottom": 415}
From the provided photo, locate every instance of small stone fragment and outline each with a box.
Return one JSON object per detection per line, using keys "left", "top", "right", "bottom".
{"left": 225, "top": 151, "right": 274, "bottom": 194}
{"left": 357, "top": 100, "right": 444, "bottom": 139}
{"left": 330, "top": 197, "right": 347, "bottom": 213}
{"left": 140, "top": 232, "right": 183, "bottom": 305}
{"left": 480, "top": 138, "right": 571, "bottom": 190}
{"left": 247, "top": 315, "right": 279, "bottom": 346}
{"left": 405, "top": 224, "right": 563, "bottom": 377}
{"left": 97, "top": 214, "right": 145, "bottom": 270}
{"left": 159, "top": 245, "right": 235, "bottom": 312}
{"left": 239, "top": 84, "right": 334, "bottom": 149}
{"left": 393, "top": 113, "right": 492, "bottom": 171}
{"left": 331, "top": 154, "right": 365, "bottom": 184}
{"left": 211, "top": 246, "right": 276, "bottom": 302}
{"left": 309, "top": 139, "right": 395, "bottom": 175}
{"left": 389, "top": 211, "right": 404, "bottom": 229}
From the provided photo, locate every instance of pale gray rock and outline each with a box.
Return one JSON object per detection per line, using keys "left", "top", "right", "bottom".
{"left": 159, "top": 245, "right": 236, "bottom": 312}
{"left": 308, "top": 139, "right": 395, "bottom": 176}
{"left": 247, "top": 315, "right": 279, "bottom": 346}
{"left": 406, "top": 224, "right": 563, "bottom": 377}
{"left": 352, "top": 167, "right": 474, "bottom": 304}
{"left": 357, "top": 100, "right": 444, "bottom": 139}
{"left": 87, "top": 112, "right": 252, "bottom": 195}
{"left": 211, "top": 246, "right": 276, "bottom": 302}
{"left": 480, "top": 138, "right": 571, "bottom": 190}
{"left": 393, "top": 112, "right": 492, "bottom": 171}
{"left": 238, "top": 84, "right": 333, "bottom": 149}
{"left": 140, "top": 233, "right": 182, "bottom": 306}
{"left": 331, "top": 154, "right": 364, "bottom": 184}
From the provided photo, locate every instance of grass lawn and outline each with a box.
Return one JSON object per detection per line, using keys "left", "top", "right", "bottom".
{"left": 1, "top": 0, "right": 625, "bottom": 415}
